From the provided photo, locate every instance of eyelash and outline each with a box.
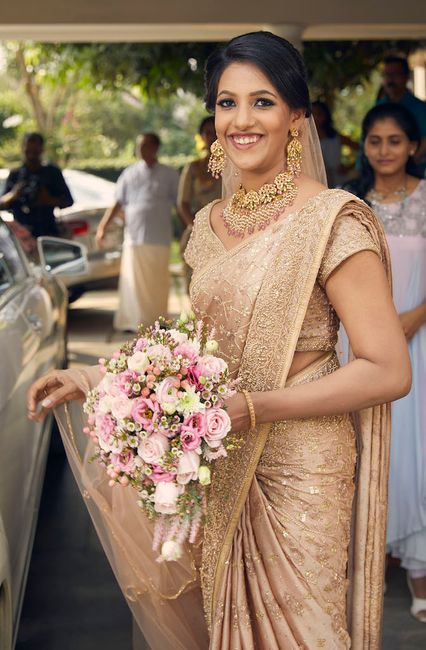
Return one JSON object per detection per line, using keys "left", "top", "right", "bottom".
{"left": 216, "top": 97, "right": 275, "bottom": 109}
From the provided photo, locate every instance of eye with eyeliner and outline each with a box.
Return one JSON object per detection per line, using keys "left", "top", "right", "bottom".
{"left": 216, "top": 96, "right": 275, "bottom": 109}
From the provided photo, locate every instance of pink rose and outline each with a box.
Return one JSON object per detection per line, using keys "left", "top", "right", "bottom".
{"left": 156, "top": 377, "right": 179, "bottom": 407}
{"left": 137, "top": 433, "right": 170, "bottom": 464}
{"left": 99, "top": 374, "right": 121, "bottom": 397}
{"left": 150, "top": 466, "right": 176, "bottom": 483}
{"left": 154, "top": 481, "right": 184, "bottom": 514}
{"left": 204, "top": 408, "right": 231, "bottom": 448}
{"left": 176, "top": 451, "right": 200, "bottom": 485}
{"left": 146, "top": 344, "right": 172, "bottom": 365}
{"left": 174, "top": 341, "right": 200, "bottom": 362}
{"left": 196, "top": 354, "right": 227, "bottom": 379}
{"left": 110, "top": 394, "right": 134, "bottom": 420}
{"left": 110, "top": 450, "right": 136, "bottom": 474}
{"left": 131, "top": 397, "right": 160, "bottom": 429}
{"left": 180, "top": 413, "right": 205, "bottom": 451}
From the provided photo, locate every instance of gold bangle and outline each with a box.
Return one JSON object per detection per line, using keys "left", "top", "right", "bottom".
{"left": 242, "top": 389, "right": 256, "bottom": 430}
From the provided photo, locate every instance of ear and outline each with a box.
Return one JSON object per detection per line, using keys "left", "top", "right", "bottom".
{"left": 289, "top": 109, "right": 305, "bottom": 131}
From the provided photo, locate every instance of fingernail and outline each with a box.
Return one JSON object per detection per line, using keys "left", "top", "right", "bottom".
{"left": 41, "top": 398, "right": 52, "bottom": 408}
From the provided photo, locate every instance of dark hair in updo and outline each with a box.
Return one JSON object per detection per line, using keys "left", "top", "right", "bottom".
{"left": 204, "top": 31, "right": 311, "bottom": 116}
{"left": 343, "top": 103, "right": 421, "bottom": 202}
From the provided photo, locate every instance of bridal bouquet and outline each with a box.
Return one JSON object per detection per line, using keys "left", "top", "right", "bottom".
{"left": 83, "top": 313, "right": 238, "bottom": 561}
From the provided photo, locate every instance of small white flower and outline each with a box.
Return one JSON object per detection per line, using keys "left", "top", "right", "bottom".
{"left": 198, "top": 465, "right": 211, "bottom": 486}
{"left": 205, "top": 339, "right": 219, "bottom": 353}
{"left": 161, "top": 540, "right": 183, "bottom": 562}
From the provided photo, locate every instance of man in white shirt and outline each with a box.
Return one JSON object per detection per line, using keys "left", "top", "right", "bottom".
{"left": 96, "top": 133, "right": 179, "bottom": 331}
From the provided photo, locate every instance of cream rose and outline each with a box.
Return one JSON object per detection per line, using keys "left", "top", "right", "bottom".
{"left": 137, "top": 433, "right": 170, "bottom": 464}
{"left": 127, "top": 350, "right": 150, "bottom": 373}
{"left": 154, "top": 481, "right": 184, "bottom": 515}
{"left": 176, "top": 451, "right": 200, "bottom": 485}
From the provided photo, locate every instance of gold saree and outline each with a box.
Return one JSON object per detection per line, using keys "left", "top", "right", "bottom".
{"left": 55, "top": 189, "right": 391, "bottom": 649}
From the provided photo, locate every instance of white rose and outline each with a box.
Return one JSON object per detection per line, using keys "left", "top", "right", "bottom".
{"left": 154, "top": 481, "right": 184, "bottom": 515}
{"left": 137, "top": 433, "right": 170, "bottom": 464}
{"left": 97, "top": 394, "right": 114, "bottom": 414}
{"left": 176, "top": 451, "right": 200, "bottom": 485}
{"left": 161, "top": 540, "right": 183, "bottom": 561}
{"left": 127, "top": 351, "right": 150, "bottom": 373}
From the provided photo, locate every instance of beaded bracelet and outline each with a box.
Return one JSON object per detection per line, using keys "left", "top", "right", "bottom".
{"left": 241, "top": 389, "right": 256, "bottom": 430}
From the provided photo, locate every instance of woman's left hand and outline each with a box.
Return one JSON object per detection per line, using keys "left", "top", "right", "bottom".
{"left": 399, "top": 304, "right": 426, "bottom": 341}
{"left": 225, "top": 393, "right": 251, "bottom": 433}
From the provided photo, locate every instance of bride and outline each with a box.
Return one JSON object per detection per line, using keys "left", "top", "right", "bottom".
{"left": 28, "top": 32, "right": 410, "bottom": 649}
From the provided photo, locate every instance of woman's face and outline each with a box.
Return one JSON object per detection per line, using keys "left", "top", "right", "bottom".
{"left": 364, "top": 118, "right": 416, "bottom": 176}
{"left": 214, "top": 62, "right": 302, "bottom": 178}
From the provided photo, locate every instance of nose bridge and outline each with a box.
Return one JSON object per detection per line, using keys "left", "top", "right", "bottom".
{"left": 234, "top": 98, "right": 254, "bottom": 129}
{"left": 378, "top": 137, "right": 389, "bottom": 155}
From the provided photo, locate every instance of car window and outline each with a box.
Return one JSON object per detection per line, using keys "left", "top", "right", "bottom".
{"left": 0, "top": 222, "right": 27, "bottom": 294}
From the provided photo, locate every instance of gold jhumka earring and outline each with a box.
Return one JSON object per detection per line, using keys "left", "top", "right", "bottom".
{"left": 207, "top": 139, "right": 226, "bottom": 178}
{"left": 286, "top": 127, "right": 303, "bottom": 176}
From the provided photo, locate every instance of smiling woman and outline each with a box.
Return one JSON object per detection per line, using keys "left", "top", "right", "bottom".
{"left": 27, "top": 31, "right": 411, "bottom": 650}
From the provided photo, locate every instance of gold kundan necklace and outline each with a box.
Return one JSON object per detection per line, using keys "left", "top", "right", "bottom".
{"left": 222, "top": 170, "right": 298, "bottom": 239}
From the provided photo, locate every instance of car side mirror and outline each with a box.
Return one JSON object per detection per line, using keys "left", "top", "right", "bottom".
{"left": 37, "top": 236, "right": 88, "bottom": 276}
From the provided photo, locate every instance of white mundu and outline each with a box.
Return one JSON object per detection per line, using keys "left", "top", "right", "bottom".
{"left": 114, "top": 160, "right": 179, "bottom": 330}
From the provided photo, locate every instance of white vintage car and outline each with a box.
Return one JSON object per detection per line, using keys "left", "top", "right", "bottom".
{"left": 0, "top": 219, "right": 86, "bottom": 649}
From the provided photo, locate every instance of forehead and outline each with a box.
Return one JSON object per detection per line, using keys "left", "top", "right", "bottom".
{"left": 367, "top": 118, "right": 406, "bottom": 136}
{"left": 217, "top": 62, "right": 277, "bottom": 94}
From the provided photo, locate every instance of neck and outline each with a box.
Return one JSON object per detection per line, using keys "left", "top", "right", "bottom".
{"left": 239, "top": 161, "right": 285, "bottom": 192}
{"left": 374, "top": 170, "right": 407, "bottom": 193}
{"left": 143, "top": 158, "right": 157, "bottom": 168}
{"left": 25, "top": 161, "right": 42, "bottom": 171}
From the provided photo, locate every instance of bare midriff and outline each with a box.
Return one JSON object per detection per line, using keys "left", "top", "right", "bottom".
{"left": 288, "top": 350, "right": 330, "bottom": 379}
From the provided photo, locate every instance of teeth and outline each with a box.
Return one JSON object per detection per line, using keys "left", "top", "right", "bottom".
{"left": 234, "top": 136, "right": 259, "bottom": 144}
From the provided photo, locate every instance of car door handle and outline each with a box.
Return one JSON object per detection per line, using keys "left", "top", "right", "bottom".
{"left": 27, "top": 313, "right": 43, "bottom": 332}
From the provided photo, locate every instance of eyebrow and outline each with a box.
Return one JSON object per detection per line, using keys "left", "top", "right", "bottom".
{"left": 217, "top": 89, "right": 277, "bottom": 98}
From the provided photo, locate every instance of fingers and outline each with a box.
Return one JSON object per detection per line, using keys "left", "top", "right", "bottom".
{"left": 29, "top": 383, "right": 75, "bottom": 422}
{"left": 27, "top": 371, "right": 63, "bottom": 415}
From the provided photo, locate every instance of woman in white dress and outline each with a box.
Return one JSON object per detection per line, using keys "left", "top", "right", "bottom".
{"left": 344, "top": 102, "right": 426, "bottom": 622}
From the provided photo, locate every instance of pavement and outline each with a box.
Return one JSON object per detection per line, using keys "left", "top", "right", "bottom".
{"left": 16, "top": 279, "right": 426, "bottom": 649}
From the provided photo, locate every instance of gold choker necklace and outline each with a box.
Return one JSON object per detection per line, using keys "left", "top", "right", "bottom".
{"left": 222, "top": 171, "right": 298, "bottom": 239}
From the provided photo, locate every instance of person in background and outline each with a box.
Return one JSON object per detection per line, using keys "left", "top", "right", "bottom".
{"left": 344, "top": 103, "right": 426, "bottom": 622}
{"left": 0, "top": 132, "right": 73, "bottom": 237}
{"left": 96, "top": 132, "right": 179, "bottom": 331}
{"left": 311, "top": 100, "right": 359, "bottom": 187}
{"left": 378, "top": 55, "right": 426, "bottom": 176}
{"left": 177, "top": 116, "right": 222, "bottom": 289}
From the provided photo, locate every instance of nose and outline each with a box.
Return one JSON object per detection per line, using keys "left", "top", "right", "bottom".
{"left": 233, "top": 102, "right": 255, "bottom": 131}
{"left": 378, "top": 141, "right": 390, "bottom": 157}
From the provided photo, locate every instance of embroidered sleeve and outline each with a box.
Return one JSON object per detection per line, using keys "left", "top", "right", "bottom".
{"left": 318, "top": 211, "right": 380, "bottom": 288}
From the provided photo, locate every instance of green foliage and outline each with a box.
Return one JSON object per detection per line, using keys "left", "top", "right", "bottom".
{"left": 304, "top": 40, "right": 419, "bottom": 106}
